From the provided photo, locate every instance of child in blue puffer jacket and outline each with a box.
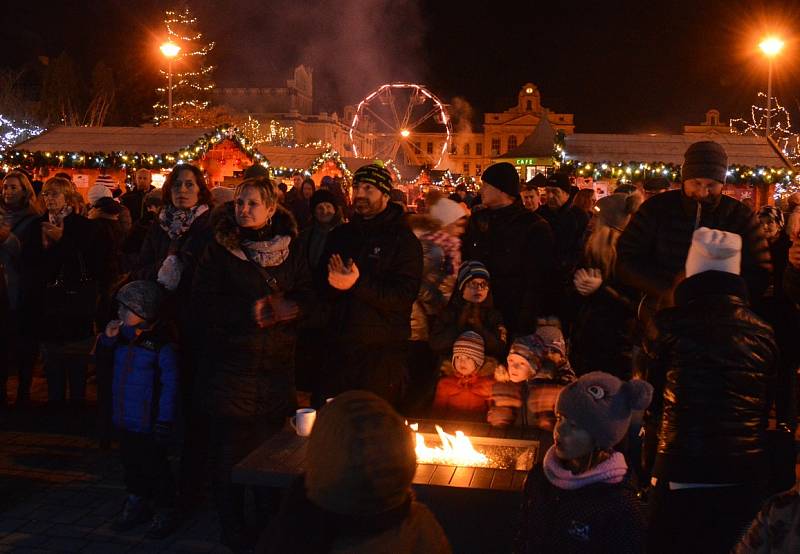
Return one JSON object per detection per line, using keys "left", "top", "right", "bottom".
{"left": 96, "top": 280, "right": 179, "bottom": 539}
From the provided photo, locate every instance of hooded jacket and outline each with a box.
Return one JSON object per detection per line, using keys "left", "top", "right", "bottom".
{"left": 323, "top": 201, "right": 423, "bottom": 345}
{"left": 647, "top": 270, "right": 777, "bottom": 484}
{"left": 191, "top": 204, "right": 313, "bottom": 420}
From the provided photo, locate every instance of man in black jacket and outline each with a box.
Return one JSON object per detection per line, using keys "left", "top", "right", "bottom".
{"left": 321, "top": 163, "right": 423, "bottom": 407}
{"left": 645, "top": 227, "right": 777, "bottom": 553}
{"left": 120, "top": 169, "right": 155, "bottom": 223}
{"left": 536, "top": 172, "right": 590, "bottom": 280}
{"left": 616, "top": 141, "right": 771, "bottom": 316}
{"left": 462, "top": 162, "right": 555, "bottom": 337}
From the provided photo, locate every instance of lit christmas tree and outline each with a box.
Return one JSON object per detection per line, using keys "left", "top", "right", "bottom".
{"left": 154, "top": 5, "right": 215, "bottom": 126}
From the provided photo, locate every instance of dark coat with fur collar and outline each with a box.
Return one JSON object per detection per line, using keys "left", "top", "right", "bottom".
{"left": 192, "top": 204, "right": 313, "bottom": 420}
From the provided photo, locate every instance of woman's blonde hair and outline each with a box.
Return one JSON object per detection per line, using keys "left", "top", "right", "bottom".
{"left": 234, "top": 177, "right": 278, "bottom": 206}
{"left": 42, "top": 176, "right": 84, "bottom": 213}
{"left": 2, "top": 170, "right": 40, "bottom": 213}
{"left": 584, "top": 223, "right": 623, "bottom": 281}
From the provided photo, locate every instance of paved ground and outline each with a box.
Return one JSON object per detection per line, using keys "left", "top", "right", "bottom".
{"left": 0, "top": 374, "right": 227, "bottom": 553}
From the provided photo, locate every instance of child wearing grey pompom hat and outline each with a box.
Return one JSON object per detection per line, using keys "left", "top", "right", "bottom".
{"left": 516, "top": 371, "right": 652, "bottom": 554}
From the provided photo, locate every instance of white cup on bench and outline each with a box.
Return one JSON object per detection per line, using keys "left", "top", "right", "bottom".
{"left": 290, "top": 408, "right": 316, "bottom": 437}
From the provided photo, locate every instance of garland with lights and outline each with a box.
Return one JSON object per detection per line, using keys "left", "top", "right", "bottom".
{"left": 153, "top": 6, "right": 215, "bottom": 126}
{"left": 309, "top": 148, "right": 351, "bottom": 179}
{"left": 561, "top": 159, "right": 793, "bottom": 186}
{"left": 730, "top": 93, "right": 799, "bottom": 163}
{"left": 0, "top": 114, "right": 44, "bottom": 152}
{"left": 2, "top": 125, "right": 265, "bottom": 170}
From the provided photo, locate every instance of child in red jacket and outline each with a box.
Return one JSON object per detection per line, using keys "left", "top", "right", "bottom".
{"left": 432, "top": 331, "right": 495, "bottom": 421}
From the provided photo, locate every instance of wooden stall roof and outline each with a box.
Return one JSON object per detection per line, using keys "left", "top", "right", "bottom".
{"left": 14, "top": 126, "right": 216, "bottom": 154}
{"left": 255, "top": 146, "right": 327, "bottom": 170}
{"left": 564, "top": 133, "right": 792, "bottom": 168}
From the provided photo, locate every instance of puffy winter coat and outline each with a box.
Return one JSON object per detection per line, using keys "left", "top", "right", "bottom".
{"left": 192, "top": 205, "right": 313, "bottom": 420}
{"left": 462, "top": 200, "right": 555, "bottom": 335}
{"left": 410, "top": 235, "right": 457, "bottom": 342}
{"left": 97, "top": 325, "right": 178, "bottom": 434}
{"left": 516, "top": 462, "right": 646, "bottom": 554}
{"left": 0, "top": 206, "right": 40, "bottom": 311}
{"left": 617, "top": 189, "right": 771, "bottom": 304}
{"left": 647, "top": 270, "right": 778, "bottom": 484}
{"left": 323, "top": 202, "right": 423, "bottom": 345}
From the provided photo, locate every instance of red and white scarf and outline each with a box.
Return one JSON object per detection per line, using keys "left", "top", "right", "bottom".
{"left": 422, "top": 231, "right": 461, "bottom": 276}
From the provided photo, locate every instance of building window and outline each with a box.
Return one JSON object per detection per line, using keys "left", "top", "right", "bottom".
{"left": 476, "top": 143, "right": 483, "bottom": 156}
{"left": 463, "top": 143, "right": 470, "bottom": 156}
{"left": 491, "top": 137, "right": 501, "bottom": 156}
{"left": 463, "top": 163, "right": 470, "bottom": 174}
{"left": 450, "top": 142, "right": 457, "bottom": 155}
{"left": 475, "top": 164, "right": 482, "bottom": 175}
{"left": 427, "top": 142, "right": 434, "bottom": 154}
{"left": 526, "top": 100, "right": 532, "bottom": 111}
{"left": 508, "top": 135, "right": 518, "bottom": 150}
{"left": 414, "top": 142, "right": 421, "bottom": 152}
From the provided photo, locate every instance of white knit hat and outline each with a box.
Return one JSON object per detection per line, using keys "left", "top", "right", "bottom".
{"left": 429, "top": 198, "right": 467, "bottom": 227}
{"left": 88, "top": 184, "right": 112, "bottom": 206}
{"left": 685, "top": 227, "right": 742, "bottom": 277}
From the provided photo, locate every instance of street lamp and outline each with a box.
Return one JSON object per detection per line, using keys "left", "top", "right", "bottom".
{"left": 160, "top": 42, "right": 181, "bottom": 127}
{"left": 759, "top": 36, "right": 784, "bottom": 140}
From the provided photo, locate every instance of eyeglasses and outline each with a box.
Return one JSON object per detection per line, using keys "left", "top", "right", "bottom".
{"left": 41, "top": 191, "right": 62, "bottom": 198}
{"left": 465, "top": 281, "right": 489, "bottom": 291}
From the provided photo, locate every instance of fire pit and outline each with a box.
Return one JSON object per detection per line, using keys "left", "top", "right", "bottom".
{"left": 231, "top": 419, "right": 539, "bottom": 492}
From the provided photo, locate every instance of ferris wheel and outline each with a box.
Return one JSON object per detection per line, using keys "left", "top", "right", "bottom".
{"left": 349, "top": 83, "right": 452, "bottom": 168}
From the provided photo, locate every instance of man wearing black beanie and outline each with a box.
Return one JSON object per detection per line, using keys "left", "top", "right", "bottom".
{"left": 617, "top": 140, "right": 770, "bottom": 317}
{"left": 462, "top": 162, "right": 555, "bottom": 335}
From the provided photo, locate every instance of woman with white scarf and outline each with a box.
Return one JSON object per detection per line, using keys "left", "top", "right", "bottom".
{"left": 192, "top": 177, "right": 312, "bottom": 550}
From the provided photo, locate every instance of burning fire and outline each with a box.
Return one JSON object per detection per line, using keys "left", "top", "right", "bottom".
{"left": 410, "top": 423, "right": 489, "bottom": 467}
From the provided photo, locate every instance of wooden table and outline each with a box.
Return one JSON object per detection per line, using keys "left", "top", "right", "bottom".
{"left": 233, "top": 419, "right": 545, "bottom": 492}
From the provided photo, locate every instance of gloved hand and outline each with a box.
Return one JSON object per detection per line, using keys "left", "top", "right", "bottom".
{"left": 154, "top": 421, "right": 173, "bottom": 446}
{"left": 574, "top": 268, "right": 603, "bottom": 296}
{"left": 157, "top": 254, "right": 184, "bottom": 291}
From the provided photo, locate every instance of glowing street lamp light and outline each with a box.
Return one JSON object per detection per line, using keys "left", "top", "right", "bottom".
{"left": 759, "top": 36, "right": 785, "bottom": 140}
{"left": 400, "top": 129, "right": 410, "bottom": 138}
{"left": 160, "top": 42, "right": 181, "bottom": 127}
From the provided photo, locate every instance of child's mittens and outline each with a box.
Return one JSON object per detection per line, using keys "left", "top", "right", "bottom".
{"left": 154, "top": 421, "right": 173, "bottom": 445}
{"left": 488, "top": 406, "right": 515, "bottom": 427}
{"left": 491, "top": 381, "right": 522, "bottom": 408}
{"left": 157, "top": 254, "right": 183, "bottom": 291}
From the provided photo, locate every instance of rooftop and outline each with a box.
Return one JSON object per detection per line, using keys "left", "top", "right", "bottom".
{"left": 14, "top": 126, "right": 216, "bottom": 154}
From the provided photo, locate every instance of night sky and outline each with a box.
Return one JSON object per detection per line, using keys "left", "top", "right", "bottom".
{"left": 4, "top": 0, "right": 800, "bottom": 133}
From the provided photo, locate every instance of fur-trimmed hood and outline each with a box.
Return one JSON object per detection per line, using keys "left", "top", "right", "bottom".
{"left": 213, "top": 201, "right": 298, "bottom": 261}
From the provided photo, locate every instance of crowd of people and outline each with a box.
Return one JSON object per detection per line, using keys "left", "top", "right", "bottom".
{"left": 1, "top": 139, "right": 799, "bottom": 553}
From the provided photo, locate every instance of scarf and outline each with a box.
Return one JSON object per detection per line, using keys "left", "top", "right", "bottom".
{"left": 158, "top": 204, "right": 209, "bottom": 240}
{"left": 422, "top": 230, "right": 461, "bottom": 276}
{"left": 543, "top": 446, "right": 627, "bottom": 490}
{"left": 48, "top": 205, "right": 73, "bottom": 226}
{"left": 242, "top": 234, "right": 291, "bottom": 267}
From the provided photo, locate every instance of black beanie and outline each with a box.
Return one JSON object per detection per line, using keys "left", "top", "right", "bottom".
{"left": 681, "top": 141, "right": 727, "bottom": 183}
{"left": 482, "top": 162, "right": 520, "bottom": 197}
{"left": 546, "top": 172, "right": 572, "bottom": 193}
{"left": 643, "top": 176, "right": 671, "bottom": 192}
{"left": 353, "top": 163, "right": 393, "bottom": 195}
{"left": 310, "top": 188, "right": 339, "bottom": 212}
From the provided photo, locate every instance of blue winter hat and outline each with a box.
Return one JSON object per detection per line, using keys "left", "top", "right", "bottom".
{"left": 457, "top": 261, "right": 490, "bottom": 291}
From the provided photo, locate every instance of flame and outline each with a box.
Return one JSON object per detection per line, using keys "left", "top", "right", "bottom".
{"left": 410, "top": 423, "right": 489, "bottom": 467}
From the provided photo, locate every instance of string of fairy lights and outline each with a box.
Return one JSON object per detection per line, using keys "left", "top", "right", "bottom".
{"left": 153, "top": 6, "right": 215, "bottom": 126}
{"left": 0, "top": 115, "right": 44, "bottom": 152}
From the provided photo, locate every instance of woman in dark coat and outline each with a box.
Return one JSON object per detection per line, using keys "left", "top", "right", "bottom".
{"left": 132, "top": 163, "right": 214, "bottom": 508}
{"left": 0, "top": 170, "right": 42, "bottom": 407}
{"left": 24, "top": 177, "right": 106, "bottom": 406}
{"left": 192, "top": 177, "right": 312, "bottom": 550}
